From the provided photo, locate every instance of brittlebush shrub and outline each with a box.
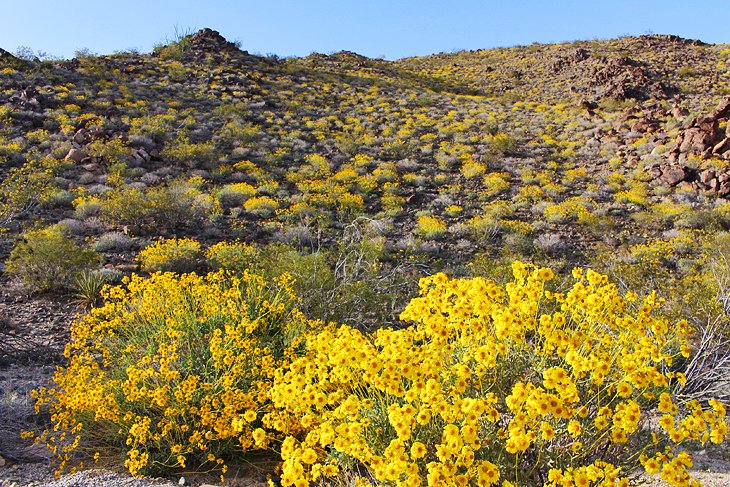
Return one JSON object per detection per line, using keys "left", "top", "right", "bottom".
{"left": 271, "top": 262, "right": 728, "bottom": 487}
{"left": 100, "top": 180, "right": 219, "bottom": 234}
{"left": 205, "top": 240, "right": 262, "bottom": 273}
{"left": 6, "top": 228, "right": 98, "bottom": 292}
{"left": 30, "top": 270, "right": 317, "bottom": 476}
{"left": 415, "top": 215, "right": 447, "bottom": 239}
{"left": 138, "top": 237, "right": 202, "bottom": 274}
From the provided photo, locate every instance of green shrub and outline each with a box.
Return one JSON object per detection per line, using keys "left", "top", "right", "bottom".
{"left": 0, "top": 158, "right": 58, "bottom": 230}
{"left": 87, "top": 138, "right": 132, "bottom": 166}
{"left": 215, "top": 183, "right": 257, "bottom": 209}
{"left": 100, "top": 180, "right": 219, "bottom": 234}
{"left": 129, "top": 114, "right": 177, "bottom": 144}
{"left": 486, "top": 133, "right": 518, "bottom": 156}
{"left": 138, "top": 237, "right": 202, "bottom": 274}
{"left": 261, "top": 231, "right": 415, "bottom": 327}
{"left": 72, "top": 269, "right": 110, "bottom": 308}
{"left": 162, "top": 136, "right": 215, "bottom": 166}
{"left": 6, "top": 228, "right": 98, "bottom": 292}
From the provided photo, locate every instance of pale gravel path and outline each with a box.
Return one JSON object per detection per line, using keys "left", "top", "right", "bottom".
{"left": 2, "top": 465, "right": 729, "bottom": 487}
{"left": 39, "top": 470, "right": 177, "bottom": 487}
{"left": 0, "top": 468, "right": 176, "bottom": 487}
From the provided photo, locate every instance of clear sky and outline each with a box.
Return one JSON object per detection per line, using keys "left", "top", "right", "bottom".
{"left": 2, "top": 0, "right": 729, "bottom": 61}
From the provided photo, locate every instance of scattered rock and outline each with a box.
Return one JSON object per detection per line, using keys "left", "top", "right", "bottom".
{"left": 699, "top": 169, "right": 716, "bottom": 185}
{"left": 64, "top": 148, "right": 87, "bottom": 163}
{"left": 587, "top": 56, "right": 672, "bottom": 100}
{"left": 712, "top": 137, "right": 730, "bottom": 155}
{"left": 631, "top": 117, "right": 660, "bottom": 133}
{"left": 670, "top": 104, "right": 689, "bottom": 120}
{"left": 73, "top": 128, "right": 91, "bottom": 145}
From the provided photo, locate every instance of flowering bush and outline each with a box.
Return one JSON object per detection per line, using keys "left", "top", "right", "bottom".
{"left": 215, "top": 182, "right": 257, "bottom": 209}
{"left": 29, "top": 270, "right": 316, "bottom": 477}
{"left": 99, "top": 180, "right": 220, "bottom": 234}
{"left": 416, "top": 215, "right": 447, "bottom": 239}
{"left": 244, "top": 196, "right": 279, "bottom": 217}
{"left": 205, "top": 240, "right": 262, "bottom": 273}
{"left": 271, "top": 262, "right": 728, "bottom": 487}
{"left": 138, "top": 237, "right": 202, "bottom": 273}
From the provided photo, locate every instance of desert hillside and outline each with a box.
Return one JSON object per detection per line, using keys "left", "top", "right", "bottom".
{"left": 1, "top": 29, "right": 729, "bottom": 487}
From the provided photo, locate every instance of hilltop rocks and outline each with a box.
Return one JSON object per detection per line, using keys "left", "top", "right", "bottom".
{"left": 669, "top": 98, "right": 730, "bottom": 161}
{"left": 551, "top": 48, "right": 591, "bottom": 73}
{"left": 633, "top": 34, "right": 706, "bottom": 47}
{"left": 186, "top": 28, "right": 246, "bottom": 61}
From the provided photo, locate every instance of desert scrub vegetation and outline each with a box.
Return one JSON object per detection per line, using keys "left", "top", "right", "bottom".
{"left": 204, "top": 227, "right": 416, "bottom": 327}
{"left": 415, "top": 215, "right": 447, "bottom": 239}
{"left": 0, "top": 157, "right": 58, "bottom": 230}
{"left": 271, "top": 263, "right": 727, "bottom": 487}
{"left": 29, "top": 261, "right": 729, "bottom": 485}
{"left": 6, "top": 227, "right": 99, "bottom": 292}
{"left": 594, "top": 230, "right": 730, "bottom": 403}
{"left": 96, "top": 179, "right": 220, "bottom": 234}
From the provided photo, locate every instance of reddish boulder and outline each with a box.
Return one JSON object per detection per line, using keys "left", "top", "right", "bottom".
{"left": 660, "top": 166, "right": 687, "bottom": 186}
{"left": 631, "top": 117, "right": 660, "bottom": 133}
{"left": 73, "top": 128, "right": 91, "bottom": 145}
{"left": 699, "top": 169, "right": 716, "bottom": 185}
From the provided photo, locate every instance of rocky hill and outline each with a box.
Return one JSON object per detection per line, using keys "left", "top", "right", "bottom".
{"left": 1, "top": 26, "right": 729, "bottom": 351}
{"left": 0, "top": 26, "right": 729, "bottom": 350}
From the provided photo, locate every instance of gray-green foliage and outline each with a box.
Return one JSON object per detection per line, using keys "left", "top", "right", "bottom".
{"left": 205, "top": 224, "right": 418, "bottom": 328}
{"left": 0, "top": 158, "right": 57, "bottom": 231}
{"left": 6, "top": 228, "right": 99, "bottom": 292}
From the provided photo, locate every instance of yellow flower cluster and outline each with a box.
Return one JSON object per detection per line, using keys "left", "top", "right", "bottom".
{"left": 31, "top": 269, "right": 317, "bottom": 477}
{"left": 28, "top": 257, "right": 728, "bottom": 485}
{"left": 138, "top": 237, "right": 201, "bottom": 273}
{"left": 271, "top": 262, "right": 727, "bottom": 487}
{"left": 542, "top": 196, "right": 597, "bottom": 225}
{"left": 416, "top": 215, "right": 447, "bottom": 239}
{"left": 243, "top": 195, "right": 279, "bottom": 216}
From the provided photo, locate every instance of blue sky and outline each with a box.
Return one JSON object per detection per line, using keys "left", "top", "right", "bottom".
{"left": 2, "top": 0, "right": 729, "bottom": 60}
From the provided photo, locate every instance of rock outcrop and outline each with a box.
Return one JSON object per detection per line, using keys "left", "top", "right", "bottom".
{"left": 669, "top": 98, "right": 730, "bottom": 161}
{"left": 587, "top": 56, "right": 672, "bottom": 101}
{"left": 186, "top": 28, "right": 246, "bottom": 61}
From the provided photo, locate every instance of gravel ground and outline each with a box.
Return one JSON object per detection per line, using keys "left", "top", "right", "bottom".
{"left": 0, "top": 467, "right": 176, "bottom": 487}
